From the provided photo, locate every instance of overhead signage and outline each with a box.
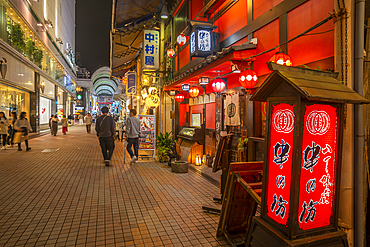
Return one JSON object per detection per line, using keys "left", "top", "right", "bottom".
{"left": 298, "top": 104, "right": 338, "bottom": 230}
{"left": 126, "top": 71, "right": 137, "bottom": 95}
{"left": 266, "top": 103, "right": 295, "bottom": 226}
{"left": 142, "top": 30, "right": 159, "bottom": 70}
{"left": 189, "top": 22, "right": 215, "bottom": 58}
{"left": 182, "top": 84, "right": 190, "bottom": 91}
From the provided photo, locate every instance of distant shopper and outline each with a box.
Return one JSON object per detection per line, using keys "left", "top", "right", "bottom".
{"left": 6, "top": 112, "right": 17, "bottom": 147}
{"left": 0, "top": 112, "right": 9, "bottom": 150}
{"left": 61, "top": 115, "right": 68, "bottom": 135}
{"left": 126, "top": 109, "right": 140, "bottom": 164}
{"left": 85, "top": 113, "right": 93, "bottom": 133}
{"left": 49, "top": 114, "right": 54, "bottom": 135}
{"left": 51, "top": 115, "right": 59, "bottom": 136}
{"left": 78, "top": 114, "right": 84, "bottom": 125}
{"left": 14, "top": 112, "right": 32, "bottom": 151}
{"left": 95, "top": 106, "right": 115, "bottom": 166}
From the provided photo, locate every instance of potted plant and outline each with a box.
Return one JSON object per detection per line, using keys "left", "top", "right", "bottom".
{"left": 171, "top": 160, "right": 188, "bottom": 173}
{"left": 10, "top": 23, "right": 25, "bottom": 52}
{"left": 25, "top": 38, "right": 35, "bottom": 62}
{"left": 33, "top": 47, "right": 43, "bottom": 68}
{"left": 238, "top": 137, "right": 248, "bottom": 162}
{"left": 156, "top": 131, "right": 173, "bottom": 162}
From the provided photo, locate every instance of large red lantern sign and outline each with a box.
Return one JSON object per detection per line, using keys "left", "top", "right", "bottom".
{"left": 269, "top": 51, "right": 292, "bottom": 66}
{"left": 189, "top": 87, "right": 199, "bottom": 98}
{"left": 212, "top": 79, "right": 225, "bottom": 93}
{"left": 175, "top": 93, "right": 185, "bottom": 103}
{"left": 239, "top": 69, "right": 258, "bottom": 89}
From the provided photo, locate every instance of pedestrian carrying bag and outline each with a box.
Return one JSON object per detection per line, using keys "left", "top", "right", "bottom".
{"left": 13, "top": 132, "right": 23, "bottom": 144}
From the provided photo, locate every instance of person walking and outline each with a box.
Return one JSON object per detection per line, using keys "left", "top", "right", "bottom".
{"left": 61, "top": 115, "right": 68, "bottom": 135}
{"left": 78, "top": 114, "right": 84, "bottom": 125}
{"left": 49, "top": 114, "right": 54, "bottom": 135}
{"left": 14, "top": 112, "right": 32, "bottom": 151}
{"left": 51, "top": 115, "right": 59, "bottom": 136}
{"left": 85, "top": 113, "right": 92, "bottom": 133}
{"left": 95, "top": 106, "right": 115, "bottom": 167}
{"left": 126, "top": 109, "right": 140, "bottom": 164}
{"left": 6, "top": 112, "right": 17, "bottom": 147}
{"left": 0, "top": 112, "right": 9, "bottom": 150}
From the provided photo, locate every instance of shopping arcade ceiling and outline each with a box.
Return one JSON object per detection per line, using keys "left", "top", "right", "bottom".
{"left": 91, "top": 67, "right": 118, "bottom": 96}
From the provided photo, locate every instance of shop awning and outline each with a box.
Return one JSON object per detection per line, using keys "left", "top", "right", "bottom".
{"left": 251, "top": 62, "right": 370, "bottom": 104}
{"left": 164, "top": 43, "right": 257, "bottom": 91}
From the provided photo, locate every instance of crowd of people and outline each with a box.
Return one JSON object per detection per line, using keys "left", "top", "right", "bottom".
{"left": 1, "top": 109, "right": 139, "bottom": 167}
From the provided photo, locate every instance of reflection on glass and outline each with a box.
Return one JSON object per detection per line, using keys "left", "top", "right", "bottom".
{"left": 0, "top": 83, "right": 30, "bottom": 118}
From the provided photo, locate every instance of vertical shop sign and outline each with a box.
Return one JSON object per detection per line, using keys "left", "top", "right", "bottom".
{"left": 266, "top": 103, "right": 295, "bottom": 225}
{"left": 215, "top": 93, "right": 223, "bottom": 143}
{"left": 126, "top": 71, "right": 136, "bottom": 95}
{"left": 138, "top": 115, "right": 155, "bottom": 150}
{"left": 298, "top": 104, "right": 338, "bottom": 230}
{"left": 142, "top": 30, "right": 159, "bottom": 70}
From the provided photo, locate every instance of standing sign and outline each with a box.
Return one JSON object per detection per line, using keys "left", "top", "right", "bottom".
{"left": 142, "top": 30, "right": 159, "bottom": 70}
{"left": 126, "top": 71, "right": 136, "bottom": 95}
{"left": 298, "top": 104, "right": 338, "bottom": 230}
{"left": 266, "top": 103, "right": 295, "bottom": 225}
{"left": 138, "top": 115, "right": 155, "bottom": 150}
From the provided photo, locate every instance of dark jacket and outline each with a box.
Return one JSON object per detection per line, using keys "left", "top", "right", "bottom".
{"left": 95, "top": 114, "right": 115, "bottom": 137}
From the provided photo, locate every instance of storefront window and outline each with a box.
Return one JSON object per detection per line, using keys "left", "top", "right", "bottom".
{"left": 0, "top": 0, "right": 76, "bottom": 94}
{"left": 0, "top": 83, "right": 30, "bottom": 118}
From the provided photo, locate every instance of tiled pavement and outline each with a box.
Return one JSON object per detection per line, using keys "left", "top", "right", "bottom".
{"left": 0, "top": 125, "right": 229, "bottom": 246}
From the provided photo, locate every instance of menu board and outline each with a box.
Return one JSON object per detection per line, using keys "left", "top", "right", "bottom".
{"left": 138, "top": 115, "right": 155, "bottom": 150}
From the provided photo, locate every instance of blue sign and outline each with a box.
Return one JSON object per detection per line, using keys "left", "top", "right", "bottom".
{"left": 142, "top": 30, "right": 159, "bottom": 70}
{"left": 126, "top": 71, "right": 136, "bottom": 95}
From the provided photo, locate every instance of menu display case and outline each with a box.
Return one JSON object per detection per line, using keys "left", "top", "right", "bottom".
{"left": 178, "top": 124, "right": 205, "bottom": 143}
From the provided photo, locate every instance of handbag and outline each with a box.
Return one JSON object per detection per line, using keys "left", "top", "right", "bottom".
{"left": 13, "top": 132, "right": 23, "bottom": 144}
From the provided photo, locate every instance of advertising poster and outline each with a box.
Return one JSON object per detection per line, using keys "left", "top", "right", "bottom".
{"left": 39, "top": 97, "right": 51, "bottom": 124}
{"left": 138, "top": 115, "right": 155, "bottom": 150}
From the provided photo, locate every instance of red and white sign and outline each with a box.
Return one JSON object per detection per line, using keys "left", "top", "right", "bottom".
{"left": 266, "top": 103, "right": 295, "bottom": 225}
{"left": 298, "top": 104, "right": 338, "bottom": 230}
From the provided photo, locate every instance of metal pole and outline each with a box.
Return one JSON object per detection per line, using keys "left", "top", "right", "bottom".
{"left": 159, "top": 18, "right": 165, "bottom": 134}
{"left": 354, "top": 0, "right": 365, "bottom": 246}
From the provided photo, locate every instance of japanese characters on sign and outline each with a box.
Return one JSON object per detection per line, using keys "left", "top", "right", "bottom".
{"left": 138, "top": 115, "right": 155, "bottom": 150}
{"left": 126, "top": 71, "right": 136, "bottom": 95}
{"left": 142, "top": 30, "right": 159, "bottom": 70}
{"left": 198, "top": 30, "right": 211, "bottom": 51}
{"left": 298, "top": 104, "right": 338, "bottom": 230}
{"left": 266, "top": 103, "right": 295, "bottom": 225}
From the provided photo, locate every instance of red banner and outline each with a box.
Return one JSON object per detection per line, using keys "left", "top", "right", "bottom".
{"left": 298, "top": 104, "right": 338, "bottom": 230}
{"left": 266, "top": 103, "right": 295, "bottom": 225}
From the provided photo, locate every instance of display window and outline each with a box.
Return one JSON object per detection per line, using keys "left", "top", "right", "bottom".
{"left": 39, "top": 97, "right": 51, "bottom": 124}
{"left": 0, "top": 83, "right": 30, "bottom": 118}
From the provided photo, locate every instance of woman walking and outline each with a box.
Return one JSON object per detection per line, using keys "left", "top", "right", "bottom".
{"left": 51, "top": 115, "right": 59, "bottom": 136}
{"left": 61, "top": 115, "right": 68, "bottom": 135}
{"left": 0, "top": 112, "right": 9, "bottom": 150}
{"left": 6, "top": 112, "right": 17, "bottom": 147}
{"left": 14, "top": 112, "right": 32, "bottom": 151}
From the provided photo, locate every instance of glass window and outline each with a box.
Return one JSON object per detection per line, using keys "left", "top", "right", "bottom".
{"left": 0, "top": 83, "right": 30, "bottom": 118}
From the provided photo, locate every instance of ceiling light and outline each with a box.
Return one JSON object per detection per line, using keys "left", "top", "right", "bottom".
{"left": 160, "top": 3, "right": 169, "bottom": 19}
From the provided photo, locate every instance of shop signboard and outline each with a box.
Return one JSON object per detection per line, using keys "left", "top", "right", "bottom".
{"left": 138, "top": 115, "right": 155, "bottom": 150}
{"left": 126, "top": 71, "right": 137, "bottom": 96}
{"left": 142, "top": 30, "right": 159, "bottom": 70}
{"left": 266, "top": 103, "right": 295, "bottom": 225}
{"left": 298, "top": 104, "right": 338, "bottom": 230}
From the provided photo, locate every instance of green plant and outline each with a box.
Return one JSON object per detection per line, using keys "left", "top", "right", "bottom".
{"left": 156, "top": 131, "right": 173, "bottom": 149}
{"left": 33, "top": 47, "right": 43, "bottom": 67}
{"left": 25, "top": 38, "right": 35, "bottom": 61}
{"left": 11, "top": 23, "right": 25, "bottom": 51}
{"left": 238, "top": 137, "right": 248, "bottom": 150}
{"left": 157, "top": 146, "right": 169, "bottom": 163}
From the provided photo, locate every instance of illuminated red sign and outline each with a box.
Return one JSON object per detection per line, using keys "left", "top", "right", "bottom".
{"left": 266, "top": 103, "right": 295, "bottom": 225}
{"left": 298, "top": 104, "right": 338, "bottom": 230}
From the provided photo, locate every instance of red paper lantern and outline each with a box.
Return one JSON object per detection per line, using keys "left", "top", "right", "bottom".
{"left": 177, "top": 34, "right": 186, "bottom": 46}
{"left": 212, "top": 79, "right": 225, "bottom": 93}
{"left": 189, "top": 87, "right": 200, "bottom": 98}
{"left": 239, "top": 68, "right": 258, "bottom": 89}
{"left": 269, "top": 51, "right": 292, "bottom": 66}
{"left": 175, "top": 93, "right": 184, "bottom": 103}
{"left": 167, "top": 48, "right": 175, "bottom": 58}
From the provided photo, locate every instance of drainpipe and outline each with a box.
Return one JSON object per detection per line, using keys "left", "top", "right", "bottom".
{"left": 354, "top": 0, "right": 365, "bottom": 246}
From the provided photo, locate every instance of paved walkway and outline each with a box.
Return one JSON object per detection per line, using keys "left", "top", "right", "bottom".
{"left": 0, "top": 125, "right": 229, "bottom": 247}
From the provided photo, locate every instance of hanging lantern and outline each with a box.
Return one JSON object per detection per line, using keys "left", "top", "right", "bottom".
{"left": 212, "top": 79, "right": 225, "bottom": 93}
{"left": 239, "top": 68, "right": 258, "bottom": 89}
{"left": 175, "top": 93, "right": 185, "bottom": 103}
{"left": 269, "top": 51, "right": 292, "bottom": 66}
{"left": 189, "top": 87, "right": 200, "bottom": 98}
{"left": 177, "top": 34, "right": 187, "bottom": 46}
{"left": 195, "top": 154, "right": 202, "bottom": 166}
{"left": 167, "top": 48, "right": 175, "bottom": 58}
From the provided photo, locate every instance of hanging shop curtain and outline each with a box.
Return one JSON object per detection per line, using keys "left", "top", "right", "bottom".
{"left": 225, "top": 92, "right": 240, "bottom": 126}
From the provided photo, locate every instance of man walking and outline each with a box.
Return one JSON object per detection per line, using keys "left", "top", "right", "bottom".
{"left": 78, "top": 114, "right": 84, "bottom": 125}
{"left": 126, "top": 109, "right": 140, "bottom": 164}
{"left": 95, "top": 107, "right": 115, "bottom": 166}
{"left": 85, "top": 113, "right": 92, "bottom": 133}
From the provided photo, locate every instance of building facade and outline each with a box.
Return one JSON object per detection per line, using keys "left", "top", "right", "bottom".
{"left": 0, "top": 0, "right": 76, "bottom": 131}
